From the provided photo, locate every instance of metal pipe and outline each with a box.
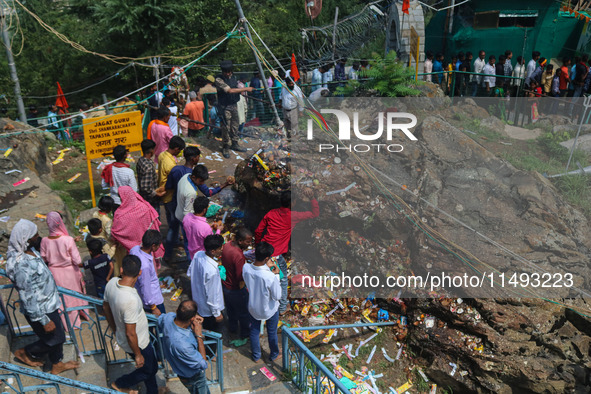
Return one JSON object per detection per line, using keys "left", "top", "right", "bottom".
{"left": 0, "top": 361, "right": 120, "bottom": 393}
{"left": 233, "top": 0, "right": 282, "bottom": 127}
{"left": 0, "top": 2, "right": 26, "bottom": 124}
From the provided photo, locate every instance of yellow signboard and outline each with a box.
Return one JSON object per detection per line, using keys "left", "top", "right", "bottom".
{"left": 83, "top": 110, "right": 143, "bottom": 207}
{"left": 83, "top": 110, "right": 143, "bottom": 160}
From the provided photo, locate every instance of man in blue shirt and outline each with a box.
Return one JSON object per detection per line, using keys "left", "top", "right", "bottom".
{"left": 158, "top": 300, "right": 209, "bottom": 394}
{"left": 432, "top": 53, "right": 444, "bottom": 85}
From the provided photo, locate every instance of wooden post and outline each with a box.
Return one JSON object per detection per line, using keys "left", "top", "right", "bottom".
{"left": 87, "top": 157, "right": 96, "bottom": 208}
{"left": 416, "top": 36, "right": 420, "bottom": 81}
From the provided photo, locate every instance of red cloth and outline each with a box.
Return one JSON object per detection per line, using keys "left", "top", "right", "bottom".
{"left": 111, "top": 186, "right": 164, "bottom": 259}
{"left": 559, "top": 66, "right": 570, "bottom": 90}
{"left": 221, "top": 241, "right": 246, "bottom": 290}
{"left": 402, "top": 0, "right": 410, "bottom": 14}
{"left": 100, "top": 162, "right": 130, "bottom": 186}
{"left": 55, "top": 82, "right": 69, "bottom": 110}
{"left": 46, "top": 211, "right": 69, "bottom": 237}
{"left": 254, "top": 199, "right": 319, "bottom": 256}
{"left": 290, "top": 53, "right": 300, "bottom": 82}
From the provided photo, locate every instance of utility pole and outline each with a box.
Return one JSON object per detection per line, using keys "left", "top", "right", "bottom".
{"left": 0, "top": 1, "right": 26, "bottom": 124}
{"left": 233, "top": 0, "right": 282, "bottom": 128}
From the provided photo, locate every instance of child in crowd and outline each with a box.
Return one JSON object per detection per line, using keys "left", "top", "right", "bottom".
{"left": 93, "top": 195, "right": 114, "bottom": 238}
{"left": 86, "top": 218, "right": 116, "bottom": 257}
{"left": 84, "top": 238, "right": 114, "bottom": 298}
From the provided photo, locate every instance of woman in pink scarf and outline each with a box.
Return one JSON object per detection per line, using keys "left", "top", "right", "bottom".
{"left": 111, "top": 186, "right": 164, "bottom": 273}
{"left": 40, "top": 212, "right": 87, "bottom": 331}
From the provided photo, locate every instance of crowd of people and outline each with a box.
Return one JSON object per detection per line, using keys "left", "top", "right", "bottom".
{"left": 5, "top": 65, "right": 321, "bottom": 391}
{"left": 423, "top": 49, "right": 591, "bottom": 117}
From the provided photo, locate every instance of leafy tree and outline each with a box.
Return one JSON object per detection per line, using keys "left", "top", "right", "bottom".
{"left": 337, "top": 51, "right": 422, "bottom": 97}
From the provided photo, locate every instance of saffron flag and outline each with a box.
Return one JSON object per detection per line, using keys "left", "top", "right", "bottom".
{"left": 402, "top": 0, "right": 410, "bottom": 15}
{"left": 290, "top": 53, "right": 301, "bottom": 82}
{"left": 55, "top": 82, "right": 69, "bottom": 110}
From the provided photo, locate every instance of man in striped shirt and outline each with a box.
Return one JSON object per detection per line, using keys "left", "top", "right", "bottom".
{"left": 101, "top": 145, "right": 137, "bottom": 210}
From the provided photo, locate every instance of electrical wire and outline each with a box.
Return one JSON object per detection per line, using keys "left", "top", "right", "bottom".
{"left": 11, "top": 0, "right": 231, "bottom": 64}
{"left": 22, "top": 64, "right": 134, "bottom": 99}
{"left": 0, "top": 27, "right": 241, "bottom": 138}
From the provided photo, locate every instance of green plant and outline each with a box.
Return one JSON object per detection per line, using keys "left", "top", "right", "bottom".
{"left": 337, "top": 51, "right": 423, "bottom": 97}
{"left": 414, "top": 368, "right": 430, "bottom": 392}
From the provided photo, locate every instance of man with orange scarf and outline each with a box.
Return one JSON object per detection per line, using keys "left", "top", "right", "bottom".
{"left": 101, "top": 145, "right": 137, "bottom": 210}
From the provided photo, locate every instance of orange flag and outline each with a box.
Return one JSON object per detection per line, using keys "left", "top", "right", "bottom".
{"left": 290, "top": 53, "right": 300, "bottom": 82}
{"left": 55, "top": 82, "right": 68, "bottom": 110}
{"left": 402, "top": 0, "right": 410, "bottom": 14}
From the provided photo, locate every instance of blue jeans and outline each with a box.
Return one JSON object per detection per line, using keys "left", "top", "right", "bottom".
{"left": 116, "top": 343, "right": 158, "bottom": 394}
{"left": 223, "top": 287, "right": 250, "bottom": 338}
{"left": 180, "top": 370, "right": 210, "bottom": 394}
{"left": 249, "top": 310, "right": 279, "bottom": 362}
{"left": 276, "top": 255, "right": 288, "bottom": 313}
{"left": 164, "top": 201, "right": 189, "bottom": 259}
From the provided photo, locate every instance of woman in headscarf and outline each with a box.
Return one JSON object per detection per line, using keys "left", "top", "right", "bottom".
{"left": 40, "top": 212, "right": 87, "bottom": 331}
{"left": 6, "top": 219, "right": 79, "bottom": 374}
{"left": 111, "top": 186, "right": 164, "bottom": 274}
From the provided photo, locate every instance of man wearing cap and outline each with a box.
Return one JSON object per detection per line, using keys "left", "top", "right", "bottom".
{"left": 183, "top": 91, "right": 205, "bottom": 137}
{"left": 101, "top": 145, "right": 137, "bottom": 210}
{"left": 215, "top": 60, "right": 254, "bottom": 158}
{"left": 198, "top": 75, "right": 217, "bottom": 97}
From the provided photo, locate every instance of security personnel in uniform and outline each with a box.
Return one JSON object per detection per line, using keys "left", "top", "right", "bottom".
{"left": 214, "top": 60, "right": 254, "bottom": 158}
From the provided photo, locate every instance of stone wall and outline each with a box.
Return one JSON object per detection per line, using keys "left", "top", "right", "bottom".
{"left": 386, "top": 0, "right": 425, "bottom": 75}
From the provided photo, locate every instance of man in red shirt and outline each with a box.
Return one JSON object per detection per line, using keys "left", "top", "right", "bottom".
{"left": 221, "top": 227, "right": 253, "bottom": 341}
{"left": 559, "top": 57, "right": 571, "bottom": 97}
{"left": 183, "top": 91, "right": 205, "bottom": 137}
{"left": 254, "top": 189, "right": 319, "bottom": 314}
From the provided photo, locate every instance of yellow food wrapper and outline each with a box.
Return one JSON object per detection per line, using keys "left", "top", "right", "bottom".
{"left": 322, "top": 328, "right": 336, "bottom": 344}
{"left": 396, "top": 381, "right": 412, "bottom": 394}
{"left": 171, "top": 288, "right": 182, "bottom": 301}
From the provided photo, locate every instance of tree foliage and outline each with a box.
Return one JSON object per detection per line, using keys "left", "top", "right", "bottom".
{"left": 0, "top": 0, "right": 378, "bottom": 116}
{"left": 337, "top": 51, "right": 422, "bottom": 97}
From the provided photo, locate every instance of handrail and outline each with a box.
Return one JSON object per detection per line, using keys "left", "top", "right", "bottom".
{"left": 0, "top": 360, "right": 119, "bottom": 393}
{"left": 281, "top": 321, "right": 395, "bottom": 393}
{"left": 0, "top": 268, "right": 224, "bottom": 391}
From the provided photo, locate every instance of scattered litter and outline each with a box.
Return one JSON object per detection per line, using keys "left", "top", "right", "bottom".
{"left": 222, "top": 348, "right": 235, "bottom": 354}
{"left": 366, "top": 345, "right": 377, "bottom": 363}
{"left": 259, "top": 367, "right": 276, "bottom": 381}
{"left": 0, "top": 208, "right": 7, "bottom": 214}
{"left": 4, "top": 169, "right": 21, "bottom": 174}
{"left": 430, "top": 384, "right": 437, "bottom": 393}
{"left": 396, "top": 381, "right": 412, "bottom": 393}
{"left": 418, "top": 368, "right": 429, "bottom": 382}
{"left": 326, "top": 182, "right": 357, "bottom": 196}
{"left": 78, "top": 352, "right": 86, "bottom": 364}
{"left": 449, "top": 362, "right": 458, "bottom": 376}
{"left": 35, "top": 213, "right": 46, "bottom": 220}
{"left": 170, "top": 288, "right": 182, "bottom": 301}
{"left": 4, "top": 148, "right": 13, "bottom": 157}
{"left": 67, "top": 173, "right": 82, "bottom": 183}
{"left": 382, "top": 347, "right": 395, "bottom": 362}
{"left": 253, "top": 154, "right": 269, "bottom": 171}
{"left": 463, "top": 129, "right": 477, "bottom": 135}
{"left": 499, "top": 142, "right": 513, "bottom": 146}
{"left": 208, "top": 170, "right": 216, "bottom": 174}
{"left": 204, "top": 156, "right": 213, "bottom": 160}
{"left": 12, "top": 177, "right": 30, "bottom": 187}
{"left": 0, "top": 216, "right": 9, "bottom": 223}
{"left": 396, "top": 345, "right": 403, "bottom": 360}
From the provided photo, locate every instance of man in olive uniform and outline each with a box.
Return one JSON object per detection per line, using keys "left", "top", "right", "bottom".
{"left": 215, "top": 60, "right": 254, "bottom": 158}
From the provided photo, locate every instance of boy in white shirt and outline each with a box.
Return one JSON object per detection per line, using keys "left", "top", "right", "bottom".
{"left": 242, "top": 242, "right": 281, "bottom": 363}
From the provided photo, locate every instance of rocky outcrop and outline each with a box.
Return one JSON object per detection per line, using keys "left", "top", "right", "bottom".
{"left": 235, "top": 99, "right": 591, "bottom": 392}
{"left": 0, "top": 122, "right": 66, "bottom": 243}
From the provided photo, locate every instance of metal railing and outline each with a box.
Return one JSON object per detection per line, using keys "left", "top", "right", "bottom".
{"left": 0, "top": 360, "right": 119, "bottom": 394}
{"left": 281, "top": 321, "right": 395, "bottom": 393}
{"left": 0, "top": 269, "right": 224, "bottom": 391}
